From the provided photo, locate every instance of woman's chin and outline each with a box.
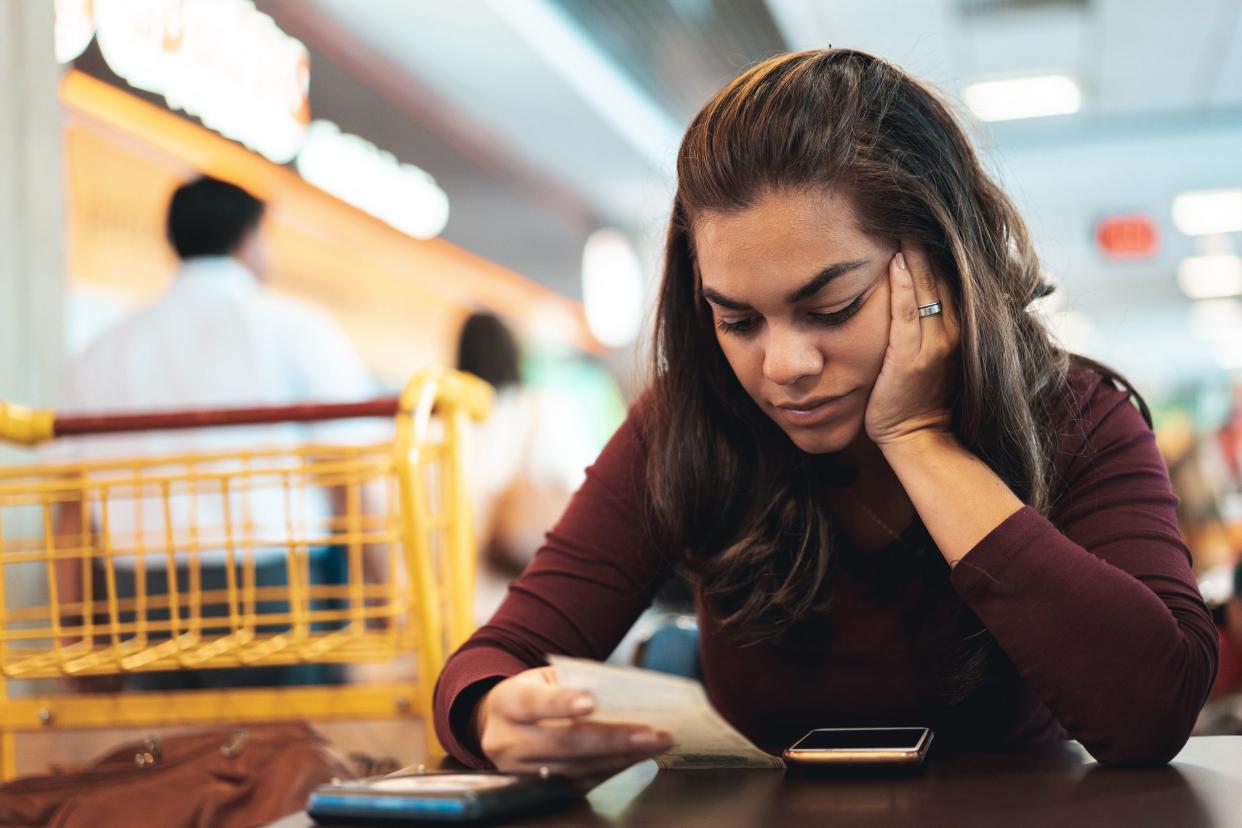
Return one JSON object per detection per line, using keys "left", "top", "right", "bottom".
{"left": 782, "top": 419, "right": 865, "bottom": 455}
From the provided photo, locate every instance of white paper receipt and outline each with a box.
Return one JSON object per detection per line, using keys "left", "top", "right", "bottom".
{"left": 548, "top": 655, "right": 785, "bottom": 769}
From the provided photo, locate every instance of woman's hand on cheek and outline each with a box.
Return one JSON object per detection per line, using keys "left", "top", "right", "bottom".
{"left": 864, "top": 241, "right": 960, "bottom": 449}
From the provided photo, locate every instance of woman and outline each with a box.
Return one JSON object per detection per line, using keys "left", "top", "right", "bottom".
{"left": 433, "top": 48, "right": 1217, "bottom": 782}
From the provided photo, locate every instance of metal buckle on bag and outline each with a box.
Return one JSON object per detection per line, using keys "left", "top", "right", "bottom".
{"left": 134, "top": 735, "right": 162, "bottom": 769}
{"left": 220, "top": 729, "right": 249, "bottom": 758}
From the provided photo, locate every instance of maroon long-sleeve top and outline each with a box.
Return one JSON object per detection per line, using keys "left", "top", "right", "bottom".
{"left": 434, "top": 369, "right": 1218, "bottom": 766}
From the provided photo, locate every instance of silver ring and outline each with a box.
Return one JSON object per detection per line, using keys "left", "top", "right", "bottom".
{"left": 917, "top": 301, "right": 943, "bottom": 318}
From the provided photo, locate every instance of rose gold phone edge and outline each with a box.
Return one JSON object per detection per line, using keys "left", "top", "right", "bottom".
{"left": 781, "top": 728, "right": 934, "bottom": 766}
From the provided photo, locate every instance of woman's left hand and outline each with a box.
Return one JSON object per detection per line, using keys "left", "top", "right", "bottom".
{"left": 864, "top": 241, "right": 961, "bottom": 448}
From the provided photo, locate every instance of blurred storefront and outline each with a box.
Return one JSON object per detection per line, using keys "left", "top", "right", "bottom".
{"left": 54, "top": 0, "right": 602, "bottom": 385}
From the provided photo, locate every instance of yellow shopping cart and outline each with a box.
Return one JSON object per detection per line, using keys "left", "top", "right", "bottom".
{"left": 0, "top": 367, "right": 491, "bottom": 780}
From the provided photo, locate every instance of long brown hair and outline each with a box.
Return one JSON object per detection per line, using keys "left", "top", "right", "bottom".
{"left": 645, "top": 49, "right": 1141, "bottom": 672}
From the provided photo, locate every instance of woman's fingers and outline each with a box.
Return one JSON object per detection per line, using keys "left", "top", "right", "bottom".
{"left": 489, "top": 720, "right": 673, "bottom": 779}
{"left": 515, "top": 721, "right": 672, "bottom": 763}
{"left": 480, "top": 667, "right": 675, "bottom": 782}
{"left": 513, "top": 742, "right": 672, "bottom": 779}
{"left": 900, "top": 240, "right": 960, "bottom": 352}
{"left": 887, "top": 248, "right": 922, "bottom": 359}
{"left": 491, "top": 679, "right": 595, "bottom": 724}
{"left": 902, "top": 243, "right": 942, "bottom": 321}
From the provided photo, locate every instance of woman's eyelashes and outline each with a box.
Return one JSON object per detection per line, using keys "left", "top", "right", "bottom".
{"left": 716, "top": 292, "right": 867, "bottom": 337}
{"left": 810, "top": 292, "right": 867, "bottom": 326}
{"left": 716, "top": 316, "right": 758, "bottom": 335}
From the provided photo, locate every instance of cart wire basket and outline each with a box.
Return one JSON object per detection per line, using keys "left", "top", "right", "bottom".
{"left": 0, "top": 367, "right": 492, "bottom": 779}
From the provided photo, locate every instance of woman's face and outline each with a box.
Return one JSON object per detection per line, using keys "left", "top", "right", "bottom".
{"left": 694, "top": 188, "right": 895, "bottom": 455}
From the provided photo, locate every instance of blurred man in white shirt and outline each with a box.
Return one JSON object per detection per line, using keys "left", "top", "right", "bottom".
{"left": 52, "top": 176, "right": 385, "bottom": 688}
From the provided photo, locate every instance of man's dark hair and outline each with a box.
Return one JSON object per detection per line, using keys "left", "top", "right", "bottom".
{"left": 457, "top": 312, "right": 521, "bottom": 390}
{"left": 166, "top": 176, "right": 265, "bottom": 260}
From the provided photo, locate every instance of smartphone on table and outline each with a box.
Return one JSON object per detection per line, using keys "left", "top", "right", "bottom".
{"left": 306, "top": 771, "right": 579, "bottom": 824}
{"left": 782, "top": 727, "right": 934, "bottom": 767}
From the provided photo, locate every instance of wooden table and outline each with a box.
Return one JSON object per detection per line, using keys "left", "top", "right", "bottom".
{"left": 270, "top": 736, "right": 1242, "bottom": 827}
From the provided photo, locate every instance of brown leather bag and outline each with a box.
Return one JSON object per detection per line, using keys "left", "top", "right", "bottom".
{"left": 0, "top": 722, "right": 355, "bottom": 828}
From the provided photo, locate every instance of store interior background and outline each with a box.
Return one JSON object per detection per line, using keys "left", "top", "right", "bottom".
{"left": 7, "top": 0, "right": 1242, "bottom": 623}
{"left": 2, "top": 0, "right": 1242, "bottom": 769}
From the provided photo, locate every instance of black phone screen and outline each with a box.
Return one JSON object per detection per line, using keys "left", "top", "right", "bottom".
{"left": 791, "top": 728, "right": 928, "bottom": 751}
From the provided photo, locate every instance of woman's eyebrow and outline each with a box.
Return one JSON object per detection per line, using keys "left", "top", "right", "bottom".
{"left": 701, "top": 288, "right": 751, "bottom": 310}
{"left": 700, "top": 258, "right": 871, "bottom": 310}
{"left": 785, "top": 259, "right": 871, "bottom": 303}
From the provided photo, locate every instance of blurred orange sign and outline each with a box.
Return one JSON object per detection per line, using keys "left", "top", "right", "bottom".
{"left": 1095, "top": 214, "right": 1159, "bottom": 260}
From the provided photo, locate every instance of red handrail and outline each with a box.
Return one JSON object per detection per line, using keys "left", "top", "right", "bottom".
{"left": 52, "top": 397, "right": 402, "bottom": 437}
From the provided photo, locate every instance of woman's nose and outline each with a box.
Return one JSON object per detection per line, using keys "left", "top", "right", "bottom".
{"left": 762, "top": 326, "right": 824, "bottom": 386}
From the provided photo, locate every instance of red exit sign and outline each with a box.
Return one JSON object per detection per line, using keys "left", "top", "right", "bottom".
{"left": 1095, "top": 214, "right": 1159, "bottom": 259}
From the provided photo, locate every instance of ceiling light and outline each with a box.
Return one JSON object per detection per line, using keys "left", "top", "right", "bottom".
{"left": 55, "top": 0, "right": 95, "bottom": 63}
{"left": 1172, "top": 190, "right": 1242, "bottom": 236}
{"left": 1216, "top": 344, "right": 1242, "bottom": 371}
{"left": 1178, "top": 255, "right": 1242, "bottom": 300}
{"left": 297, "top": 120, "right": 449, "bottom": 239}
{"left": 963, "top": 75, "right": 1082, "bottom": 122}
{"left": 1189, "top": 298, "right": 1242, "bottom": 340}
{"left": 582, "top": 229, "right": 645, "bottom": 348}
{"left": 92, "top": 0, "right": 310, "bottom": 163}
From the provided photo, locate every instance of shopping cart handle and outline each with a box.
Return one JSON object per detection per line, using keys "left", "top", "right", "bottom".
{"left": 441, "top": 371, "right": 495, "bottom": 421}
{"left": 401, "top": 368, "right": 494, "bottom": 422}
{"left": 0, "top": 402, "right": 55, "bottom": 447}
{"left": 0, "top": 369, "right": 493, "bottom": 447}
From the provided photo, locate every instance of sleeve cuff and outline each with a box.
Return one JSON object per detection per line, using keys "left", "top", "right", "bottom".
{"left": 433, "top": 646, "right": 531, "bottom": 767}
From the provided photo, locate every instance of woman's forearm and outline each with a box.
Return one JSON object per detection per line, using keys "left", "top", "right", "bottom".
{"left": 878, "top": 429, "right": 1024, "bottom": 566}
{"left": 880, "top": 425, "right": 1216, "bottom": 764}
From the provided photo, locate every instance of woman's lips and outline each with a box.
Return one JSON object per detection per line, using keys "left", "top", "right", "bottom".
{"left": 772, "top": 391, "right": 853, "bottom": 426}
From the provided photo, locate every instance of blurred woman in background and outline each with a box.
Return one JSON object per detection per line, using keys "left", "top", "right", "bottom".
{"left": 457, "top": 312, "right": 597, "bottom": 622}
